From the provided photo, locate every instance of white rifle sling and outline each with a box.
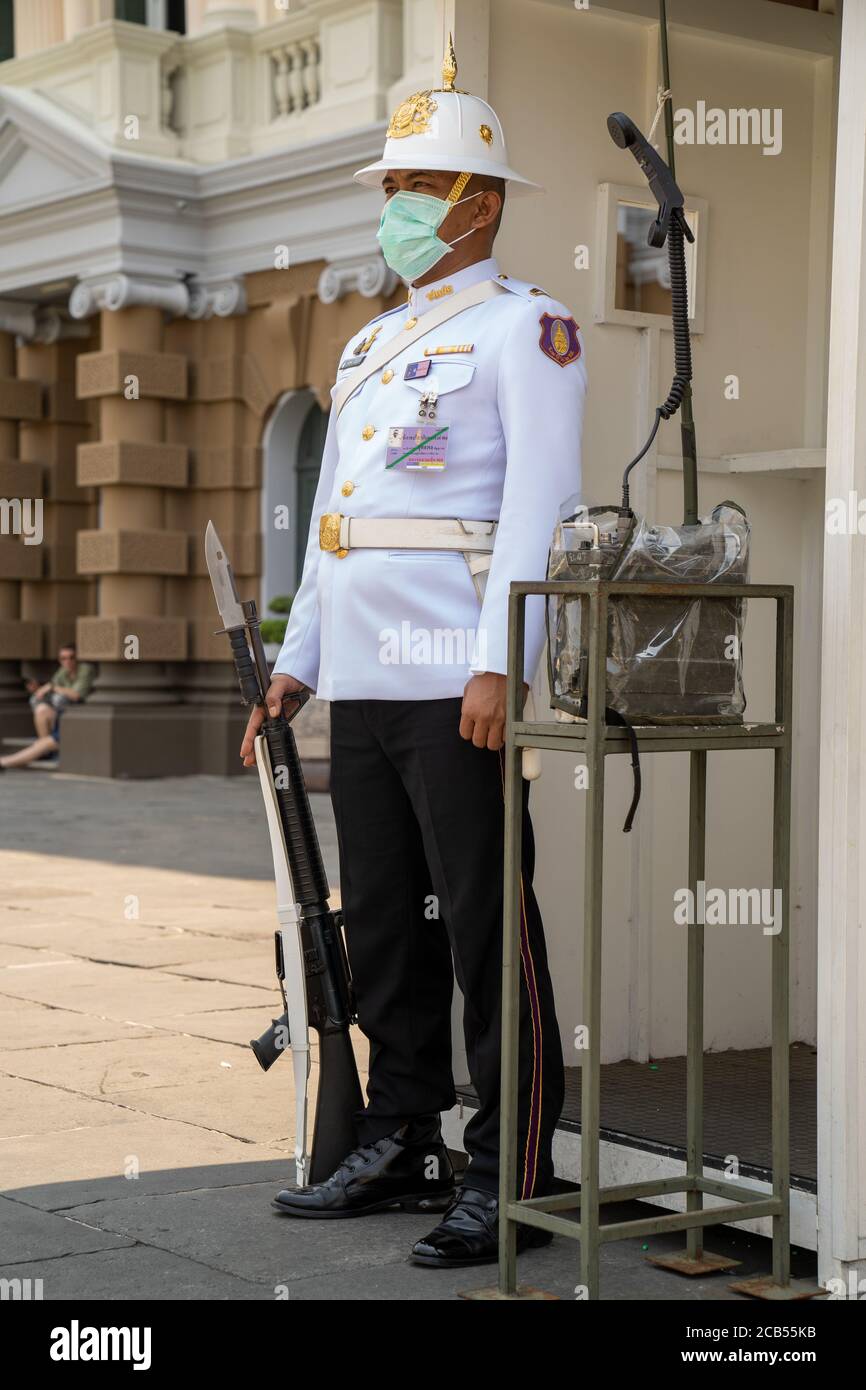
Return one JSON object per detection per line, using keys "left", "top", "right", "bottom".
{"left": 254, "top": 735, "right": 311, "bottom": 1187}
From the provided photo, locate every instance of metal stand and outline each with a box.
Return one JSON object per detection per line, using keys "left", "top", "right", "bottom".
{"left": 471, "top": 578, "right": 819, "bottom": 1302}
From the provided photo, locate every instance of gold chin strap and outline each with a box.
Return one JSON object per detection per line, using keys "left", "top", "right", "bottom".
{"left": 447, "top": 171, "right": 472, "bottom": 204}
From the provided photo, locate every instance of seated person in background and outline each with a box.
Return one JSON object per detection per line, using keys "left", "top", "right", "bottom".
{"left": 27, "top": 643, "right": 95, "bottom": 725}
{"left": 0, "top": 643, "right": 95, "bottom": 772}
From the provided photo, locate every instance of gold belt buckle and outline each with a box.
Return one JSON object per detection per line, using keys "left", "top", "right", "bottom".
{"left": 319, "top": 512, "right": 348, "bottom": 558}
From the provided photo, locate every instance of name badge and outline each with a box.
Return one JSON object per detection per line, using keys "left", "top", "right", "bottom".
{"left": 386, "top": 424, "right": 449, "bottom": 471}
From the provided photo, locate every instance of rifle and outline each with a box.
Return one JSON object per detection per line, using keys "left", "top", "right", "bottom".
{"left": 205, "top": 521, "right": 363, "bottom": 1187}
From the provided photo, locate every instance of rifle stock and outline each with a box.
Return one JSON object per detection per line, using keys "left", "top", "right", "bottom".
{"left": 312, "top": 1029, "right": 366, "bottom": 1182}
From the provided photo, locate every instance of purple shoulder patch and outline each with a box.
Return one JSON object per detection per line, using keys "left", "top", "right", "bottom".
{"left": 538, "top": 313, "right": 581, "bottom": 368}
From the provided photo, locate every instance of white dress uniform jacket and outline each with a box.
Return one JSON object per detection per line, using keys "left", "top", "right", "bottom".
{"left": 274, "top": 256, "right": 586, "bottom": 700}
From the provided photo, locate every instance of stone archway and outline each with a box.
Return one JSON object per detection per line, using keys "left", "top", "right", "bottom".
{"left": 260, "top": 387, "right": 316, "bottom": 625}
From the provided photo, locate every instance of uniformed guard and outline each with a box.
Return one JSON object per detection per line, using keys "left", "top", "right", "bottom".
{"left": 240, "top": 37, "right": 587, "bottom": 1268}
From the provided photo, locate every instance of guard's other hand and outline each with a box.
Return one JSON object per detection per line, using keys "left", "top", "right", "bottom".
{"left": 460, "top": 673, "right": 528, "bottom": 752}
{"left": 240, "top": 674, "right": 307, "bottom": 767}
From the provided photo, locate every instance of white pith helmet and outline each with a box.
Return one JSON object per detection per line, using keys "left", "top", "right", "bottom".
{"left": 354, "top": 35, "right": 541, "bottom": 197}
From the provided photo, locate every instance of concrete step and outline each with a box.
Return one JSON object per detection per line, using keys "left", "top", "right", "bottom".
{"left": 1, "top": 736, "right": 60, "bottom": 770}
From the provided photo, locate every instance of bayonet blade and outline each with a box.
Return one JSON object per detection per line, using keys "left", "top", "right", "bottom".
{"left": 205, "top": 520, "right": 246, "bottom": 631}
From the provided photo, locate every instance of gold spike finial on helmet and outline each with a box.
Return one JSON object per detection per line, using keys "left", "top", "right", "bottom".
{"left": 442, "top": 32, "right": 457, "bottom": 92}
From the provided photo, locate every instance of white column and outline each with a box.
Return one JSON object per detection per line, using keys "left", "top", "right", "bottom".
{"left": 388, "top": 0, "right": 490, "bottom": 111}
{"left": 185, "top": 0, "right": 209, "bottom": 31}
{"left": 62, "top": 0, "right": 112, "bottom": 42}
{"left": 187, "top": 0, "right": 266, "bottom": 34}
{"left": 388, "top": 0, "right": 438, "bottom": 103}
{"left": 13, "top": 0, "right": 65, "bottom": 57}
{"left": 435, "top": 0, "right": 490, "bottom": 99}
{"left": 816, "top": 0, "right": 866, "bottom": 1293}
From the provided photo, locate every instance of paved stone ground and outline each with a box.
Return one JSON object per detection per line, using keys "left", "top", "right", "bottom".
{"left": 0, "top": 770, "right": 817, "bottom": 1302}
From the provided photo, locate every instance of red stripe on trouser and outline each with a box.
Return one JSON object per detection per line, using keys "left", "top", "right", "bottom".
{"left": 498, "top": 751, "right": 543, "bottom": 1200}
{"left": 517, "top": 877, "right": 544, "bottom": 1198}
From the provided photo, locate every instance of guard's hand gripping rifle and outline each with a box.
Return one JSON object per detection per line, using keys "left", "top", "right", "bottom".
{"left": 205, "top": 521, "right": 362, "bottom": 1187}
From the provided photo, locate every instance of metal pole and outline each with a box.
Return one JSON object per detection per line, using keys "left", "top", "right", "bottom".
{"left": 771, "top": 594, "right": 793, "bottom": 1285}
{"left": 686, "top": 749, "right": 707, "bottom": 1258}
{"left": 498, "top": 591, "right": 527, "bottom": 1294}
{"left": 659, "top": 0, "right": 677, "bottom": 181}
{"left": 659, "top": 0, "right": 699, "bottom": 527}
{"left": 580, "top": 589, "right": 607, "bottom": 1300}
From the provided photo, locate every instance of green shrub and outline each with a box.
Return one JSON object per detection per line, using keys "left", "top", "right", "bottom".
{"left": 268, "top": 594, "right": 294, "bottom": 614}
{"left": 260, "top": 619, "right": 288, "bottom": 644}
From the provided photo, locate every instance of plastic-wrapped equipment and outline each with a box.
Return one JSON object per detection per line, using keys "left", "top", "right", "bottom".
{"left": 548, "top": 500, "right": 750, "bottom": 725}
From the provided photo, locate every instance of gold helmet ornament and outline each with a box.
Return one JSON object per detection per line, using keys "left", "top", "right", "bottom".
{"left": 354, "top": 34, "right": 541, "bottom": 196}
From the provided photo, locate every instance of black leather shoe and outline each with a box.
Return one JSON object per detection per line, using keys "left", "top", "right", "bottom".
{"left": 273, "top": 1116, "right": 455, "bottom": 1219}
{"left": 410, "top": 1185, "right": 554, "bottom": 1268}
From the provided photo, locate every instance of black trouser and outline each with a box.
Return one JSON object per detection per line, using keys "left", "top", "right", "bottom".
{"left": 329, "top": 697, "right": 564, "bottom": 1198}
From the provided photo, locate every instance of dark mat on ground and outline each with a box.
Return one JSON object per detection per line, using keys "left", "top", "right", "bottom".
{"left": 459, "top": 1043, "right": 816, "bottom": 1187}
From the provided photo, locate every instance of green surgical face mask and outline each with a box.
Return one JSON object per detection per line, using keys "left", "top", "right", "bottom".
{"left": 377, "top": 188, "right": 483, "bottom": 283}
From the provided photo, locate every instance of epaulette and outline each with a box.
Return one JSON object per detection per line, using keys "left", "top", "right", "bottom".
{"left": 494, "top": 273, "right": 553, "bottom": 301}
{"left": 339, "top": 300, "right": 405, "bottom": 364}
{"left": 497, "top": 273, "right": 582, "bottom": 366}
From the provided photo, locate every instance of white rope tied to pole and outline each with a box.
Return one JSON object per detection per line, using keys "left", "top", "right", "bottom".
{"left": 648, "top": 85, "right": 673, "bottom": 146}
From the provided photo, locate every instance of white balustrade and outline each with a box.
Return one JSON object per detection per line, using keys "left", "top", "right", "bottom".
{"left": 0, "top": 2, "right": 401, "bottom": 161}
{"left": 266, "top": 31, "right": 322, "bottom": 123}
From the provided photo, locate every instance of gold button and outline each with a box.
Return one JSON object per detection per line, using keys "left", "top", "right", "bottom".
{"left": 405, "top": 316, "right": 418, "bottom": 329}
{"left": 381, "top": 369, "right": 394, "bottom": 384}
{"left": 362, "top": 425, "right": 375, "bottom": 440}
{"left": 341, "top": 481, "right": 355, "bottom": 497}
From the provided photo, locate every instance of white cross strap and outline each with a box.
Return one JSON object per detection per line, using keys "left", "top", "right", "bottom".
{"left": 332, "top": 279, "right": 507, "bottom": 416}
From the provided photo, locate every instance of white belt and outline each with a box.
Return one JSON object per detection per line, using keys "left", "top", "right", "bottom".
{"left": 319, "top": 513, "right": 496, "bottom": 558}
{"left": 319, "top": 514, "right": 496, "bottom": 601}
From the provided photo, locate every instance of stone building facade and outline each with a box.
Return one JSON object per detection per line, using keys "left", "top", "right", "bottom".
{"left": 0, "top": 0, "right": 427, "bottom": 773}
{"left": 5, "top": 263, "right": 403, "bottom": 776}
